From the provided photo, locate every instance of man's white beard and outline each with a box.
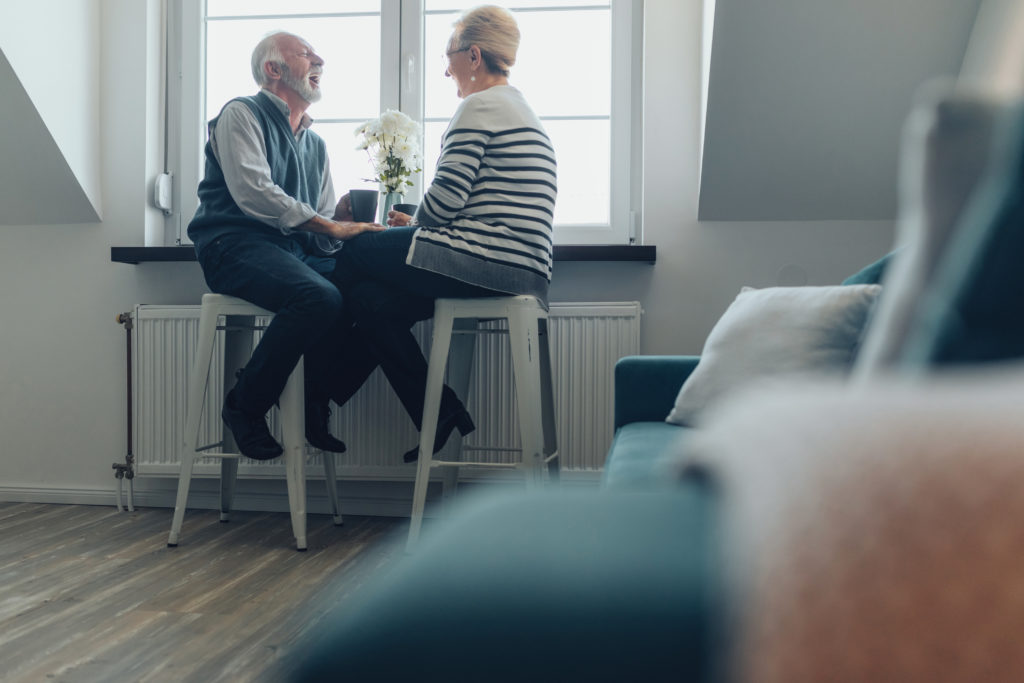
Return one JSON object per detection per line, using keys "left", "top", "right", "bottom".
{"left": 281, "top": 63, "right": 322, "bottom": 103}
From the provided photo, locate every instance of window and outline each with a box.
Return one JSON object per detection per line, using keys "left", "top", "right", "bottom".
{"left": 168, "top": 0, "right": 641, "bottom": 246}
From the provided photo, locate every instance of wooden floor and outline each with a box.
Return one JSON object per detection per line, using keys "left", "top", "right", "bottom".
{"left": 0, "top": 502, "right": 407, "bottom": 682}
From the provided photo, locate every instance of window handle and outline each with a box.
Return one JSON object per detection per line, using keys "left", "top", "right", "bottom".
{"left": 405, "top": 53, "right": 415, "bottom": 93}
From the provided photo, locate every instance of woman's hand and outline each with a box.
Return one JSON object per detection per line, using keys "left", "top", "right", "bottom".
{"left": 387, "top": 210, "right": 412, "bottom": 227}
{"left": 333, "top": 193, "right": 354, "bottom": 221}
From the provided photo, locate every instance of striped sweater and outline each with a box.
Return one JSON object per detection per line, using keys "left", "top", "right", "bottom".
{"left": 408, "top": 85, "right": 557, "bottom": 303}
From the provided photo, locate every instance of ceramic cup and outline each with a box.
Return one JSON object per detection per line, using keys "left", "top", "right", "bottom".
{"left": 349, "top": 189, "right": 379, "bottom": 222}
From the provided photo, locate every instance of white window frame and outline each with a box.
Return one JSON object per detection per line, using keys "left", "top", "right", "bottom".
{"left": 164, "top": 0, "right": 641, "bottom": 247}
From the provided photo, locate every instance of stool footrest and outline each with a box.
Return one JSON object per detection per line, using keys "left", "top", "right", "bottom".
{"left": 461, "top": 446, "right": 522, "bottom": 453}
{"left": 430, "top": 460, "right": 520, "bottom": 469}
{"left": 194, "top": 451, "right": 244, "bottom": 460}
{"left": 452, "top": 328, "right": 507, "bottom": 335}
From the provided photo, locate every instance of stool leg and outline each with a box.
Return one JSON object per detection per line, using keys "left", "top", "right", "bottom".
{"left": 407, "top": 305, "right": 455, "bottom": 550}
{"left": 538, "top": 317, "right": 559, "bottom": 481}
{"left": 281, "top": 358, "right": 308, "bottom": 551}
{"left": 440, "top": 317, "right": 477, "bottom": 511}
{"left": 219, "top": 315, "right": 254, "bottom": 522}
{"left": 169, "top": 304, "right": 220, "bottom": 547}
{"left": 508, "top": 307, "right": 546, "bottom": 487}
{"left": 220, "top": 459, "right": 238, "bottom": 522}
{"left": 322, "top": 450, "right": 343, "bottom": 526}
{"left": 168, "top": 451, "right": 196, "bottom": 547}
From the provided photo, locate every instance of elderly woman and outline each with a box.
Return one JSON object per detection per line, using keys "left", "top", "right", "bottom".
{"left": 331, "top": 5, "right": 557, "bottom": 461}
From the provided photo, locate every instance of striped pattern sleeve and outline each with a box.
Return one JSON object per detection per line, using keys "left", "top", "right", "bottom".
{"left": 416, "top": 93, "right": 557, "bottom": 283}
{"left": 419, "top": 126, "right": 490, "bottom": 225}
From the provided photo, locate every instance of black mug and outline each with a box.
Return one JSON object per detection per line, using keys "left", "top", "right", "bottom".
{"left": 391, "top": 203, "right": 417, "bottom": 217}
{"left": 349, "top": 189, "right": 378, "bottom": 222}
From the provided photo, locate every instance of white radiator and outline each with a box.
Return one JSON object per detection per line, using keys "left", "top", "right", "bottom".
{"left": 132, "top": 302, "right": 641, "bottom": 479}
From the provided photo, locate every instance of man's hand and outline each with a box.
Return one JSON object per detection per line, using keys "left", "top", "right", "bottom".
{"left": 326, "top": 220, "right": 386, "bottom": 241}
{"left": 299, "top": 214, "right": 385, "bottom": 240}
{"left": 333, "top": 193, "right": 353, "bottom": 221}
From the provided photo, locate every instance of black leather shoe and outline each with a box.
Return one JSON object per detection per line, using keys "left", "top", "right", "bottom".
{"left": 306, "top": 401, "right": 347, "bottom": 453}
{"left": 403, "top": 409, "right": 475, "bottom": 463}
{"left": 222, "top": 389, "right": 283, "bottom": 461}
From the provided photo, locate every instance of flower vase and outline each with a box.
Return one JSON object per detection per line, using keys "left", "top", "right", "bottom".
{"left": 380, "top": 191, "right": 403, "bottom": 224}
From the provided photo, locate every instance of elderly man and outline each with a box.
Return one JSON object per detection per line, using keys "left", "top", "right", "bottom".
{"left": 187, "top": 31, "right": 383, "bottom": 460}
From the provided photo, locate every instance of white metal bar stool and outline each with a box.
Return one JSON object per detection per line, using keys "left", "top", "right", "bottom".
{"left": 167, "top": 293, "right": 342, "bottom": 551}
{"left": 407, "top": 295, "right": 559, "bottom": 548}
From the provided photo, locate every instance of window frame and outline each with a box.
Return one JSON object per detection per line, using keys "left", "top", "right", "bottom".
{"left": 164, "top": 0, "right": 641, "bottom": 247}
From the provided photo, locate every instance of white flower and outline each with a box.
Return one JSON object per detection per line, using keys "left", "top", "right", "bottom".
{"left": 355, "top": 109, "right": 423, "bottom": 195}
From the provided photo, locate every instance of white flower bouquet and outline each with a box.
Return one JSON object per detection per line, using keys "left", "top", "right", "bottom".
{"left": 354, "top": 109, "right": 423, "bottom": 195}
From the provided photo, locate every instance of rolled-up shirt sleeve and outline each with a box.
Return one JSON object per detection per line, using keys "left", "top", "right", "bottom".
{"left": 211, "top": 102, "right": 319, "bottom": 232}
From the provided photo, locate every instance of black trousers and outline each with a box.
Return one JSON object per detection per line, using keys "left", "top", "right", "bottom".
{"left": 196, "top": 231, "right": 378, "bottom": 417}
{"left": 330, "top": 227, "right": 503, "bottom": 428}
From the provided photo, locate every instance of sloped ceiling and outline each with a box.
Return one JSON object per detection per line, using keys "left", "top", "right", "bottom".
{"left": 0, "top": 1, "right": 101, "bottom": 226}
{"left": 699, "top": 0, "right": 984, "bottom": 221}
{"left": 0, "top": 50, "right": 100, "bottom": 225}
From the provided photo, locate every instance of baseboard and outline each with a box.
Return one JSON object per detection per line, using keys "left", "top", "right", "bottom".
{"left": 0, "top": 471, "right": 601, "bottom": 518}
{"left": 0, "top": 486, "right": 127, "bottom": 508}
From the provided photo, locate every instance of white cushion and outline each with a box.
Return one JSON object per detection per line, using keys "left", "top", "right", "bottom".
{"left": 665, "top": 284, "right": 881, "bottom": 426}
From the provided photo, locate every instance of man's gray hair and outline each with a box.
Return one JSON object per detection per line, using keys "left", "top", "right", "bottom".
{"left": 251, "top": 32, "right": 289, "bottom": 86}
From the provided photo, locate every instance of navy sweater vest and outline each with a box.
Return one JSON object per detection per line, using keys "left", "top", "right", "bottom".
{"left": 187, "top": 91, "right": 327, "bottom": 251}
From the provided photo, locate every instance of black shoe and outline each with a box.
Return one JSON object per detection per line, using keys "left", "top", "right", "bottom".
{"left": 221, "top": 389, "right": 283, "bottom": 461}
{"left": 306, "top": 401, "right": 347, "bottom": 453}
{"left": 403, "top": 409, "right": 476, "bottom": 463}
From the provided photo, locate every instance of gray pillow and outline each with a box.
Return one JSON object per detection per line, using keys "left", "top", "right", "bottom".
{"left": 666, "top": 284, "right": 882, "bottom": 426}
{"left": 853, "top": 86, "right": 1005, "bottom": 375}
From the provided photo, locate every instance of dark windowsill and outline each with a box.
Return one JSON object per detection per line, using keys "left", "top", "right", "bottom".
{"left": 110, "top": 244, "right": 656, "bottom": 264}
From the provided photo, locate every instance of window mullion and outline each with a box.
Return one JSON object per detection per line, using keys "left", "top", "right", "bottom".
{"left": 380, "top": 0, "right": 403, "bottom": 115}
{"left": 168, "top": 0, "right": 205, "bottom": 246}
{"left": 399, "top": 0, "right": 425, "bottom": 202}
{"left": 608, "top": 0, "right": 634, "bottom": 245}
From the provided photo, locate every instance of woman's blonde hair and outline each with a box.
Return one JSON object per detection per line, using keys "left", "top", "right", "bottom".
{"left": 451, "top": 5, "right": 520, "bottom": 77}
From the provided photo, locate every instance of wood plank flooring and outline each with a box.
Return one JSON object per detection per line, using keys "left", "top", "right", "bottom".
{"left": 0, "top": 502, "right": 407, "bottom": 682}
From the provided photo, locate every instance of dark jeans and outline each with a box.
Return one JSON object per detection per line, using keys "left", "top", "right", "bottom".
{"left": 330, "top": 227, "right": 503, "bottom": 428}
{"left": 197, "top": 231, "right": 378, "bottom": 417}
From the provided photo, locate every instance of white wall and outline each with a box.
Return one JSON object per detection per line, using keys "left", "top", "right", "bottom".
{"left": 0, "top": 0, "right": 207, "bottom": 501}
{"left": 0, "top": 0, "right": 894, "bottom": 505}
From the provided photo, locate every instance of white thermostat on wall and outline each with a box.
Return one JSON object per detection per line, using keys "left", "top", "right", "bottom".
{"left": 154, "top": 173, "right": 173, "bottom": 215}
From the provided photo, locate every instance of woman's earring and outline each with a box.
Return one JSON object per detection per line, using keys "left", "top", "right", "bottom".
{"left": 470, "top": 75, "right": 476, "bottom": 81}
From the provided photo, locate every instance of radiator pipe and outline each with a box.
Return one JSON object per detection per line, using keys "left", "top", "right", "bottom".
{"left": 113, "top": 312, "right": 136, "bottom": 512}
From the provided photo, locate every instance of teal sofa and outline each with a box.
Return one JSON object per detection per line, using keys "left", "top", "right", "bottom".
{"left": 291, "top": 484, "right": 722, "bottom": 682}
{"left": 602, "top": 355, "right": 700, "bottom": 487}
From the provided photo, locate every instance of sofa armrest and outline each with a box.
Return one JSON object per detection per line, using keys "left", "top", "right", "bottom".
{"left": 614, "top": 355, "right": 700, "bottom": 429}
{"left": 290, "top": 486, "right": 721, "bottom": 682}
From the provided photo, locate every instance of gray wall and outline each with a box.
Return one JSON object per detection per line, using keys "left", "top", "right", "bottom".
{"left": 0, "top": 0, "right": 901, "bottom": 505}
